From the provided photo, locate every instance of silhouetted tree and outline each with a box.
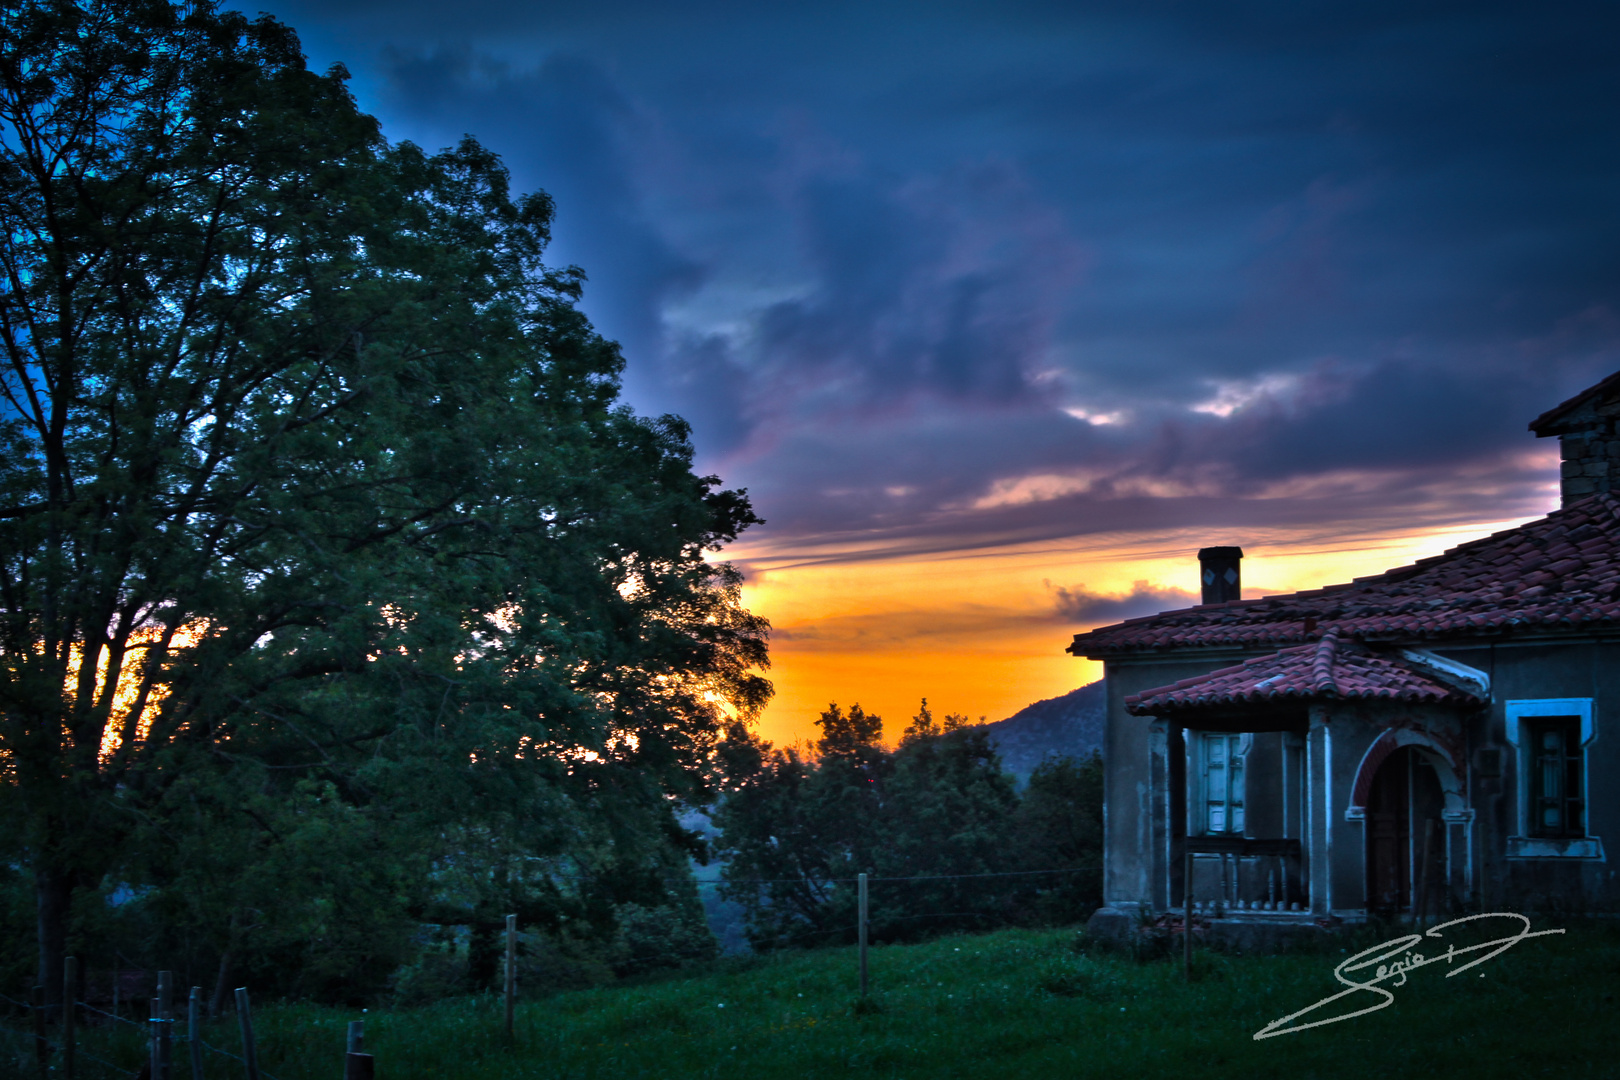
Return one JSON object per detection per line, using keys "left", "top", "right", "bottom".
{"left": 0, "top": 0, "right": 766, "bottom": 1002}
{"left": 815, "top": 701, "right": 885, "bottom": 761}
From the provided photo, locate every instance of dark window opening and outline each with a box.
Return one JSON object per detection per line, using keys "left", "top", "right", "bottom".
{"left": 1528, "top": 716, "right": 1584, "bottom": 839}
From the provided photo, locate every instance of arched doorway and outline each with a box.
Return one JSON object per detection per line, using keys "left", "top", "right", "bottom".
{"left": 1365, "top": 746, "right": 1446, "bottom": 915}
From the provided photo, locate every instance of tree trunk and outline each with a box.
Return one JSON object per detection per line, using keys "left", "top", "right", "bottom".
{"left": 468, "top": 919, "right": 504, "bottom": 992}
{"left": 36, "top": 864, "right": 73, "bottom": 1020}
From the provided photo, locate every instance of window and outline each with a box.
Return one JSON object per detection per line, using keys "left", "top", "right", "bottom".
{"left": 1528, "top": 717, "right": 1584, "bottom": 838}
{"left": 1202, "top": 733, "right": 1245, "bottom": 835}
{"left": 1505, "top": 698, "right": 1603, "bottom": 859}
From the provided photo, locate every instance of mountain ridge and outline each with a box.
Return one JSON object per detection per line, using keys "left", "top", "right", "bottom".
{"left": 980, "top": 680, "right": 1105, "bottom": 778}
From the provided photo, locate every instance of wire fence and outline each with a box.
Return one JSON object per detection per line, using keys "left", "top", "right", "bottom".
{"left": 697, "top": 866, "right": 1100, "bottom": 886}
{"left": 1, "top": 984, "right": 287, "bottom": 1080}
{"left": 2, "top": 862, "right": 1104, "bottom": 1078}
{"left": 484, "top": 861, "right": 1105, "bottom": 889}
{"left": 0, "top": 990, "right": 142, "bottom": 1079}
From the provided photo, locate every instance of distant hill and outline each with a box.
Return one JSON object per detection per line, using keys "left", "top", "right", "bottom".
{"left": 981, "top": 680, "right": 1105, "bottom": 779}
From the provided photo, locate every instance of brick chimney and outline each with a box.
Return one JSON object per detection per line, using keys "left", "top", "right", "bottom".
{"left": 1197, "top": 547, "right": 1242, "bottom": 605}
{"left": 1530, "top": 370, "right": 1620, "bottom": 507}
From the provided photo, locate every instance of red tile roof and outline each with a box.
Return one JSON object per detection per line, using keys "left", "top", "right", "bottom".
{"left": 1069, "top": 493, "right": 1620, "bottom": 657}
{"left": 1123, "top": 629, "right": 1484, "bottom": 714}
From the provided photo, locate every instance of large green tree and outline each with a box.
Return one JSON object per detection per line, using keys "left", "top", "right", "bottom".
{"left": 0, "top": 0, "right": 768, "bottom": 1004}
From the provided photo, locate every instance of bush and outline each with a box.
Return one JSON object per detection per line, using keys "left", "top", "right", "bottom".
{"left": 514, "top": 929, "right": 619, "bottom": 996}
{"left": 391, "top": 933, "right": 470, "bottom": 1007}
{"left": 615, "top": 902, "right": 721, "bottom": 977}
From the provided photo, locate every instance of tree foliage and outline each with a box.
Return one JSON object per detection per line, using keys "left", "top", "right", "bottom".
{"left": 900, "top": 697, "right": 971, "bottom": 743}
{"left": 713, "top": 701, "right": 1102, "bottom": 950}
{"left": 0, "top": 0, "right": 767, "bottom": 1001}
{"left": 1010, "top": 752, "right": 1105, "bottom": 926}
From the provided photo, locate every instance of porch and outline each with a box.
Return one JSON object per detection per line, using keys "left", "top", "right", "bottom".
{"left": 1127, "top": 632, "right": 1486, "bottom": 923}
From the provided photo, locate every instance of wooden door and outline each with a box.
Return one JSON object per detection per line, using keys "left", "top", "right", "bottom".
{"left": 1366, "top": 748, "right": 1410, "bottom": 914}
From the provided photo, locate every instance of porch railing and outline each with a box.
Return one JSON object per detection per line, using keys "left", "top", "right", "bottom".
{"left": 1182, "top": 837, "right": 1303, "bottom": 911}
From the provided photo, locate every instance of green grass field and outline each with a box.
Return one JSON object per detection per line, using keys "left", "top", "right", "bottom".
{"left": 9, "top": 917, "right": 1617, "bottom": 1080}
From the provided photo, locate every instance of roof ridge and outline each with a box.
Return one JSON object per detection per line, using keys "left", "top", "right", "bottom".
{"left": 1122, "top": 629, "right": 1486, "bottom": 714}
{"left": 1069, "top": 492, "right": 1620, "bottom": 658}
{"left": 1311, "top": 626, "right": 1340, "bottom": 695}
{"left": 1354, "top": 493, "right": 1620, "bottom": 580}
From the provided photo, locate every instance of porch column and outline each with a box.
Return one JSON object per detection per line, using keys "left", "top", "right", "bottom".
{"left": 1148, "top": 718, "right": 1171, "bottom": 911}
{"left": 1282, "top": 731, "right": 1305, "bottom": 905}
{"left": 1442, "top": 808, "right": 1475, "bottom": 909}
{"left": 1305, "top": 705, "right": 1332, "bottom": 915}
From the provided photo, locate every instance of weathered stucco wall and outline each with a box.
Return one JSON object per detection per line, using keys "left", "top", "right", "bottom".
{"left": 1101, "top": 651, "right": 1264, "bottom": 912}
{"left": 1096, "top": 635, "right": 1619, "bottom": 919}
{"left": 1437, "top": 639, "right": 1619, "bottom": 913}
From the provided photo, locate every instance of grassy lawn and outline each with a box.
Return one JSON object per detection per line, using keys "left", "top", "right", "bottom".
{"left": 10, "top": 917, "right": 1616, "bottom": 1079}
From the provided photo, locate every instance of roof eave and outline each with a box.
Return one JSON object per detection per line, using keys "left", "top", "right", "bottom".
{"left": 1126, "top": 688, "right": 1483, "bottom": 718}
{"left": 1075, "top": 617, "right": 1620, "bottom": 659}
{"left": 1529, "top": 369, "right": 1620, "bottom": 435}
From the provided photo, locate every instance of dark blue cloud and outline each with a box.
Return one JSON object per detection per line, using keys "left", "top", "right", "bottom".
{"left": 339, "top": 43, "right": 712, "bottom": 424}
{"left": 750, "top": 159, "right": 1085, "bottom": 411}
{"left": 257, "top": 0, "right": 1620, "bottom": 552}
{"left": 1049, "top": 581, "right": 1200, "bottom": 626}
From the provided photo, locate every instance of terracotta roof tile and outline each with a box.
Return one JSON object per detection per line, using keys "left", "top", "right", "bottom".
{"left": 1070, "top": 492, "right": 1620, "bottom": 657}
{"left": 1123, "top": 629, "right": 1484, "bottom": 714}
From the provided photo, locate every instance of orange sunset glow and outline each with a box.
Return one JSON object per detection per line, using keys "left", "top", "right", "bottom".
{"left": 733, "top": 501, "right": 1556, "bottom": 749}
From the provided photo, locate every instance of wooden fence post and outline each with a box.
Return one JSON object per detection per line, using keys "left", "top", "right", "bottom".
{"left": 157, "top": 970, "right": 173, "bottom": 1080}
{"left": 188, "top": 987, "right": 204, "bottom": 1080}
{"left": 342, "top": 1019, "right": 373, "bottom": 1080}
{"left": 32, "top": 984, "right": 47, "bottom": 1079}
{"left": 234, "top": 988, "right": 259, "bottom": 1080}
{"left": 62, "top": 956, "right": 76, "bottom": 1080}
{"left": 504, "top": 913, "right": 517, "bottom": 1038}
{"left": 858, "top": 873, "right": 869, "bottom": 997}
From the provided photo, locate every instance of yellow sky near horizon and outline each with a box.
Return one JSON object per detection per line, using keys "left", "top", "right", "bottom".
{"left": 732, "top": 510, "right": 1548, "bottom": 749}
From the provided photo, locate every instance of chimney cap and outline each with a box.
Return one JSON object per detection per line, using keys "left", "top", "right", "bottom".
{"left": 1197, "top": 546, "right": 1243, "bottom": 560}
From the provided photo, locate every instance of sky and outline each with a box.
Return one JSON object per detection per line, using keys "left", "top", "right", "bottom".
{"left": 257, "top": 0, "right": 1620, "bottom": 746}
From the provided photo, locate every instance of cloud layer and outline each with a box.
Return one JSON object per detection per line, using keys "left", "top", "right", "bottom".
{"left": 268, "top": 0, "right": 1616, "bottom": 556}
{"left": 1049, "top": 581, "right": 1201, "bottom": 626}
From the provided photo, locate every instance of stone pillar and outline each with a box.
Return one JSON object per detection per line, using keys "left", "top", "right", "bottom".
{"left": 1283, "top": 731, "right": 1306, "bottom": 905}
{"left": 1442, "top": 807, "right": 1475, "bottom": 909}
{"left": 1148, "top": 718, "right": 1171, "bottom": 912}
{"left": 1306, "top": 705, "right": 1332, "bottom": 915}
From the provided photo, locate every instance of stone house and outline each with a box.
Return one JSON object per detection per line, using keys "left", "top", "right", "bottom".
{"left": 1069, "top": 374, "right": 1620, "bottom": 933}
